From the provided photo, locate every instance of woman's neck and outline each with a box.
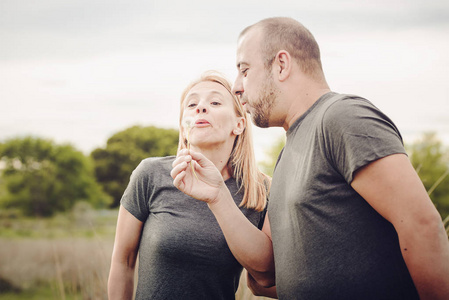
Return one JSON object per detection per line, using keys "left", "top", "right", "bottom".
{"left": 191, "top": 142, "right": 233, "bottom": 181}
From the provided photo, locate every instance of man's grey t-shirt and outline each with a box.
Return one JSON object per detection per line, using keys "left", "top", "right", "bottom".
{"left": 269, "top": 92, "right": 419, "bottom": 299}
{"left": 121, "top": 156, "right": 266, "bottom": 300}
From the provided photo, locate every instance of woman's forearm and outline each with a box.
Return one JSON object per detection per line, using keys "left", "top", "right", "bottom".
{"left": 108, "top": 261, "right": 135, "bottom": 300}
{"left": 208, "top": 186, "right": 276, "bottom": 286}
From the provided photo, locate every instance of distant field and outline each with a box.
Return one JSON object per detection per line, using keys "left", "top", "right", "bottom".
{"left": 0, "top": 208, "right": 270, "bottom": 300}
{"left": 0, "top": 207, "right": 117, "bottom": 300}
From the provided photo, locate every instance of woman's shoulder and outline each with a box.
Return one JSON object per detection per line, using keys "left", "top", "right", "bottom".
{"left": 139, "top": 156, "right": 176, "bottom": 168}
{"left": 133, "top": 156, "right": 176, "bottom": 177}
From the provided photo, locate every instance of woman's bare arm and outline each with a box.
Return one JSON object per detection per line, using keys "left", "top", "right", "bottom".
{"left": 108, "top": 206, "right": 144, "bottom": 300}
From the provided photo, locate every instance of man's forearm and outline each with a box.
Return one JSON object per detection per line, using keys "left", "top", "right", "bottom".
{"left": 399, "top": 215, "right": 449, "bottom": 300}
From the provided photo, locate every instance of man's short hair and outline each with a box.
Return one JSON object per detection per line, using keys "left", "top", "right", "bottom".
{"left": 241, "top": 17, "right": 323, "bottom": 77}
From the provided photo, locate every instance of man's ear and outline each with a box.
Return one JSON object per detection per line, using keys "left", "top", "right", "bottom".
{"left": 233, "top": 117, "right": 246, "bottom": 135}
{"left": 274, "top": 50, "right": 292, "bottom": 82}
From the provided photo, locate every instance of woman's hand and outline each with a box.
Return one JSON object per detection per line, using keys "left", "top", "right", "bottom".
{"left": 171, "top": 149, "right": 226, "bottom": 205}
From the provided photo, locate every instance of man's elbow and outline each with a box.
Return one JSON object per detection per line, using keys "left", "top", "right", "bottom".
{"left": 416, "top": 208, "right": 445, "bottom": 236}
{"left": 397, "top": 207, "right": 447, "bottom": 248}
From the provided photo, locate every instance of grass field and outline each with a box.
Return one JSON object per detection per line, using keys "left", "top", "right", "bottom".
{"left": 1, "top": 205, "right": 448, "bottom": 299}
{"left": 0, "top": 207, "right": 271, "bottom": 300}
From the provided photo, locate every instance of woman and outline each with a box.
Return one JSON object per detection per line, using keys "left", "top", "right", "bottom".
{"left": 108, "top": 71, "right": 269, "bottom": 300}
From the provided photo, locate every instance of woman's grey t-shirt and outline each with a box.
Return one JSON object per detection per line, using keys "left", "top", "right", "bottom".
{"left": 269, "top": 92, "right": 419, "bottom": 299}
{"left": 121, "top": 156, "right": 266, "bottom": 300}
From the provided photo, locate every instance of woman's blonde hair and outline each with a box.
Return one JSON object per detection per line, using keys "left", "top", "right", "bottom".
{"left": 177, "top": 71, "right": 269, "bottom": 211}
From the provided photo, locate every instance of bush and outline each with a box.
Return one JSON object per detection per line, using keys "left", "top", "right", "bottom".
{"left": 0, "top": 137, "right": 111, "bottom": 217}
{"left": 91, "top": 125, "right": 179, "bottom": 207}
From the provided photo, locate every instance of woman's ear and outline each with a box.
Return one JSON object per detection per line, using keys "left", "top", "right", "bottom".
{"left": 233, "top": 117, "right": 246, "bottom": 135}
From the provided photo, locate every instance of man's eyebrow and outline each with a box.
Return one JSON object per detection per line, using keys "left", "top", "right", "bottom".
{"left": 237, "top": 62, "right": 249, "bottom": 69}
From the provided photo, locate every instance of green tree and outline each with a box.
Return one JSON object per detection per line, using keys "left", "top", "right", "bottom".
{"left": 259, "top": 136, "right": 285, "bottom": 176}
{"left": 91, "top": 125, "right": 179, "bottom": 207}
{"left": 407, "top": 132, "right": 449, "bottom": 219}
{"left": 260, "top": 132, "right": 449, "bottom": 219}
{"left": 0, "top": 137, "right": 111, "bottom": 217}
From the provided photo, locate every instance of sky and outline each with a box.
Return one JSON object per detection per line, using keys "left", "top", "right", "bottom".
{"left": 1, "top": 0, "right": 448, "bottom": 162}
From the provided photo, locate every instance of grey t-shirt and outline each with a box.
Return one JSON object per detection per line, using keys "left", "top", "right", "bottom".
{"left": 121, "top": 156, "right": 266, "bottom": 300}
{"left": 269, "top": 92, "right": 419, "bottom": 299}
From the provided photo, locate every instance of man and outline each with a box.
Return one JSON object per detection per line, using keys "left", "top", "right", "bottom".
{"left": 171, "top": 17, "right": 449, "bottom": 299}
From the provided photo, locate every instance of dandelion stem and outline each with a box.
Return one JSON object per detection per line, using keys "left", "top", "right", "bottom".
{"left": 186, "top": 127, "right": 199, "bottom": 180}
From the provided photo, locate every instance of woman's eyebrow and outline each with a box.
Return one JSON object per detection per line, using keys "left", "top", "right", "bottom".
{"left": 186, "top": 90, "right": 225, "bottom": 99}
{"left": 207, "top": 90, "right": 225, "bottom": 98}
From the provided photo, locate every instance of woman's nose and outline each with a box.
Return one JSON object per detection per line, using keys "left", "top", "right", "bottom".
{"left": 196, "top": 104, "right": 207, "bottom": 113}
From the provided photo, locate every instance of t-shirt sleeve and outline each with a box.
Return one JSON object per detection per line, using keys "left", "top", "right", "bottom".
{"left": 120, "top": 159, "right": 152, "bottom": 222}
{"left": 322, "top": 97, "right": 407, "bottom": 183}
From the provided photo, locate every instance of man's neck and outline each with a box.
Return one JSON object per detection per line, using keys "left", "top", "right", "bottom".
{"left": 282, "top": 86, "right": 331, "bottom": 131}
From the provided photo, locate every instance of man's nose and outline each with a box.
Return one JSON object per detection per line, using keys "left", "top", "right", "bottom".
{"left": 232, "top": 77, "right": 243, "bottom": 97}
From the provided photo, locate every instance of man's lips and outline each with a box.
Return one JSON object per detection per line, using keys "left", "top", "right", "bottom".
{"left": 241, "top": 102, "right": 250, "bottom": 113}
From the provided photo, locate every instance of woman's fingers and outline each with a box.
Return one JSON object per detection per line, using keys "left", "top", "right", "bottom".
{"left": 173, "top": 150, "right": 207, "bottom": 172}
{"left": 172, "top": 149, "right": 190, "bottom": 167}
{"left": 171, "top": 149, "right": 193, "bottom": 179}
{"left": 170, "top": 160, "right": 188, "bottom": 180}
{"left": 171, "top": 150, "right": 197, "bottom": 191}
{"left": 172, "top": 149, "right": 210, "bottom": 189}
{"left": 189, "top": 151, "right": 214, "bottom": 168}
{"left": 172, "top": 170, "right": 186, "bottom": 190}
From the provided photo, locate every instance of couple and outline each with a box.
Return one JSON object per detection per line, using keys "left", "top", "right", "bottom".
{"left": 108, "top": 17, "right": 449, "bottom": 300}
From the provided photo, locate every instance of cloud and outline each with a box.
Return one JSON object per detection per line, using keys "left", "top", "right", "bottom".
{"left": 1, "top": 0, "right": 448, "bottom": 156}
{"left": 1, "top": 0, "right": 448, "bottom": 61}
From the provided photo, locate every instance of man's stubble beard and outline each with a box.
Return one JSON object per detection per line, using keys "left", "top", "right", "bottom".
{"left": 250, "top": 75, "right": 279, "bottom": 128}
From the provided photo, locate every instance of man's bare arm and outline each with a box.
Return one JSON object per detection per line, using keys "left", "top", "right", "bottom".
{"left": 351, "top": 153, "right": 449, "bottom": 300}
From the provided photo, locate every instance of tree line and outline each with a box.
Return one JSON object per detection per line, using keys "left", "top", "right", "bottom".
{"left": 260, "top": 132, "right": 449, "bottom": 219}
{"left": 0, "top": 126, "right": 178, "bottom": 217}
{"left": 0, "top": 127, "right": 448, "bottom": 219}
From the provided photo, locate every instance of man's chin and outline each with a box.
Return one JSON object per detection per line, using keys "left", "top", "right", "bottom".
{"left": 251, "top": 115, "right": 270, "bottom": 128}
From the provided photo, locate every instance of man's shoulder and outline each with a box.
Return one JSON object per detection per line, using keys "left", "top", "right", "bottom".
{"left": 323, "top": 92, "right": 371, "bottom": 111}
{"left": 320, "top": 93, "right": 377, "bottom": 124}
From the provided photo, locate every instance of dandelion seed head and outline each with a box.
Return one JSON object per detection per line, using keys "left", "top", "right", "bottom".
{"left": 182, "top": 117, "right": 194, "bottom": 129}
